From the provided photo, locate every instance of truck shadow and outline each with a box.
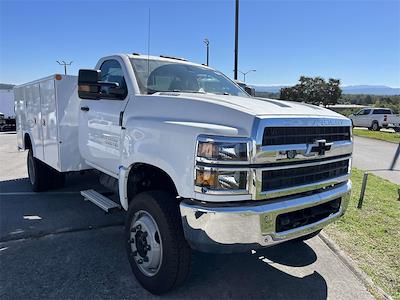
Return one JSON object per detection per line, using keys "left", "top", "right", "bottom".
{"left": 177, "top": 242, "right": 326, "bottom": 299}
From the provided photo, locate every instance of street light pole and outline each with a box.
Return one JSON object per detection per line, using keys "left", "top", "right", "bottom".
{"left": 203, "top": 39, "right": 210, "bottom": 66}
{"left": 238, "top": 69, "right": 256, "bottom": 82}
{"left": 56, "top": 60, "right": 73, "bottom": 75}
{"left": 234, "top": 0, "right": 239, "bottom": 80}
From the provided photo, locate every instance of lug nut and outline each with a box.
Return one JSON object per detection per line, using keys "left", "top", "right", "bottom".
{"left": 137, "top": 258, "right": 143, "bottom": 264}
{"left": 145, "top": 245, "right": 151, "bottom": 251}
{"left": 143, "top": 231, "right": 148, "bottom": 237}
{"left": 136, "top": 225, "right": 141, "bottom": 230}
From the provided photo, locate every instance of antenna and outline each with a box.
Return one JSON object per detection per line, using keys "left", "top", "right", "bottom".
{"left": 147, "top": 8, "right": 151, "bottom": 77}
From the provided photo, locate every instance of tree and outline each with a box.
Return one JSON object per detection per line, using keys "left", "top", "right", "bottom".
{"left": 280, "top": 76, "right": 342, "bottom": 106}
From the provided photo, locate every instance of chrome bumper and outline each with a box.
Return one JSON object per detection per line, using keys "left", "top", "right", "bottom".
{"left": 180, "top": 180, "right": 351, "bottom": 253}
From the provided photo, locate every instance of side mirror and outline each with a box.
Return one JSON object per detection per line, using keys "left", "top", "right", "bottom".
{"left": 78, "top": 69, "right": 123, "bottom": 100}
{"left": 244, "top": 86, "right": 255, "bottom": 97}
{"left": 78, "top": 69, "right": 101, "bottom": 100}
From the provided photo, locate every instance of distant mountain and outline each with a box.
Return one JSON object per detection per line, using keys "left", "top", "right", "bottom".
{"left": 250, "top": 84, "right": 400, "bottom": 96}
{"left": 341, "top": 85, "right": 400, "bottom": 95}
{"left": 250, "top": 85, "right": 286, "bottom": 93}
{"left": 0, "top": 83, "right": 15, "bottom": 90}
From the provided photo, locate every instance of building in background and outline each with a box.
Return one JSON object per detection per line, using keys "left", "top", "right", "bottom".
{"left": 0, "top": 84, "right": 16, "bottom": 131}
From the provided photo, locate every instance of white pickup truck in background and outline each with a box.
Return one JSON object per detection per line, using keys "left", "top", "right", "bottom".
{"left": 349, "top": 107, "right": 400, "bottom": 132}
{"left": 14, "top": 53, "right": 353, "bottom": 294}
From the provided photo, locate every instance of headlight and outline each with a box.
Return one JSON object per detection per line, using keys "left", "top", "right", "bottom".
{"left": 194, "top": 135, "right": 251, "bottom": 195}
{"left": 196, "top": 137, "right": 249, "bottom": 163}
{"left": 195, "top": 168, "right": 248, "bottom": 193}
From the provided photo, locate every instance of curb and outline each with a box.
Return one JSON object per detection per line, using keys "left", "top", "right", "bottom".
{"left": 318, "top": 232, "right": 393, "bottom": 300}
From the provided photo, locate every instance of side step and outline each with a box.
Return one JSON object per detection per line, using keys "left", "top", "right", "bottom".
{"left": 81, "top": 189, "right": 121, "bottom": 212}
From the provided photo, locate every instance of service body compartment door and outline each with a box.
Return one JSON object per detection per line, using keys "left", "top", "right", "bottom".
{"left": 25, "top": 84, "right": 44, "bottom": 160}
{"left": 40, "top": 79, "right": 60, "bottom": 169}
{"left": 14, "top": 87, "right": 25, "bottom": 149}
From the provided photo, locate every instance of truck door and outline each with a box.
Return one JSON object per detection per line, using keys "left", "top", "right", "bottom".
{"left": 79, "top": 58, "right": 130, "bottom": 176}
{"left": 360, "top": 109, "right": 372, "bottom": 127}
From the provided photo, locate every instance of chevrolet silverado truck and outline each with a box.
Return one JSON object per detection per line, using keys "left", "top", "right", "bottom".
{"left": 14, "top": 53, "right": 353, "bottom": 294}
{"left": 349, "top": 107, "right": 400, "bottom": 132}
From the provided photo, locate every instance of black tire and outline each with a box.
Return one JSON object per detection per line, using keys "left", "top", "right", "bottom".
{"left": 371, "top": 121, "right": 380, "bottom": 131}
{"left": 27, "top": 148, "right": 65, "bottom": 192}
{"left": 125, "top": 191, "right": 191, "bottom": 295}
{"left": 289, "top": 229, "right": 321, "bottom": 243}
{"left": 394, "top": 127, "right": 400, "bottom": 133}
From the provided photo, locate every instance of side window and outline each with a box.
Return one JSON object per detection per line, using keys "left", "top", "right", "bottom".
{"left": 356, "top": 109, "right": 364, "bottom": 115}
{"left": 100, "top": 60, "right": 128, "bottom": 100}
{"left": 372, "top": 109, "right": 391, "bottom": 114}
{"left": 363, "top": 109, "right": 371, "bottom": 115}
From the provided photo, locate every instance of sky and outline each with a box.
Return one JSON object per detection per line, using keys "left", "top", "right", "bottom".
{"left": 0, "top": 0, "right": 399, "bottom": 87}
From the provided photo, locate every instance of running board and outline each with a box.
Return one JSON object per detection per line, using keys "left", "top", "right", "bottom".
{"left": 81, "top": 189, "right": 121, "bottom": 212}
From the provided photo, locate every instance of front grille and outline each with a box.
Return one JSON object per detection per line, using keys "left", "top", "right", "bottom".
{"left": 262, "top": 126, "right": 351, "bottom": 146}
{"left": 262, "top": 159, "right": 349, "bottom": 192}
{"left": 276, "top": 198, "right": 341, "bottom": 232}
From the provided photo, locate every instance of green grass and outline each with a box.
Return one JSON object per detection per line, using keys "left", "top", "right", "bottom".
{"left": 325, "top": 169, "right": 400, "bottom": 299}
{"left": 353, "top": 128, "right": 400, "bottom": 143}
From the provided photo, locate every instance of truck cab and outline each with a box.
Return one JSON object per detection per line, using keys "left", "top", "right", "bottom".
{"left": 15, "top": 53, "right": 353, "bottom": 294}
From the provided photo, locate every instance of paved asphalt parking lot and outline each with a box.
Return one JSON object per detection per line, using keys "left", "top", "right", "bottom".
{"left": 0, "top": 132, "right": 374, "bottom": 299}
{"left": 352, "top": 135, "right": 400, "bottom": 184}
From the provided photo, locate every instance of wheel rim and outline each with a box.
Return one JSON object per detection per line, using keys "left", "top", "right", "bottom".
{"left": 129, "top": 210, "right": 162, "bottom": 277}
{"left": 373, "top": 123, "right": 378, "bottom": 130}
{"left": 28, "top": 154, "right": 35, "bottom": 185}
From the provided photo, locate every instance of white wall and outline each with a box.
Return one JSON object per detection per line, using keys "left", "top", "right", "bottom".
{"left": 0, "top": 90, "right": 15, "bottom": 118}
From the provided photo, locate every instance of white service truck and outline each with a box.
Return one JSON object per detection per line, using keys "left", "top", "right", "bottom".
{"left": 349, "top": 107, "right": 400, "bottom": 132}
{"left": 14, "top": 54, "right": 353, "bottom": 294}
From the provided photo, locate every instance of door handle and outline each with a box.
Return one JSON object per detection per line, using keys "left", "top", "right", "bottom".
{"left": 81, "top": 106, "right": 90, "bottom": 112}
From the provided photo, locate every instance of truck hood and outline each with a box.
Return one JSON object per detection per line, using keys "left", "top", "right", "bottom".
{"left": 161, "top": 92, "right": 344, "bottom": 118}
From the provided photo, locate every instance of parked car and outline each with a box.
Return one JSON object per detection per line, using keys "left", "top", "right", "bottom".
{"left": 349, "top": 107, "right": 400, "bottom": 132}
{"left": 14, "top": 53, "right": 353, "bottom": 294}
{"left": 0, "top": 113, "right": 16, "bottom": 132}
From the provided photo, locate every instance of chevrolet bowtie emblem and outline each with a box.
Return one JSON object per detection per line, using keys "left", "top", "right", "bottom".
{"left": 306, "top": 139, "right": 332, "bottom": 156}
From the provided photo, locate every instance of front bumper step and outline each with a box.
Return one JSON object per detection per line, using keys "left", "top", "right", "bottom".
{"left": 180, "top": 180, "right": 351, "bottom": 253}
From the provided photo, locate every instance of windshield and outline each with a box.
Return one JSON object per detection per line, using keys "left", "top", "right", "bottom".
{"left": 130, "top": 58, "right": 248, "bottom": 97}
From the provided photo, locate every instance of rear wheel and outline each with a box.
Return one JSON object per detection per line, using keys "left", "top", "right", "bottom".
{"left": 125, "top": 191, "right": 191, "bottom": 295}
{"left": 27, "top": 149, "right": 65, "bottom": 192}
{"left": 394, "top": 127, "right": 400, "bottom": 133}
{"left": 371, "top": 121, "right": 380, "bottom": 131}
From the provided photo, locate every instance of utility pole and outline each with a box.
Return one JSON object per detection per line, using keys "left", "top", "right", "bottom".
{"left": 239, "top": 69, "right": 256, "bottom": 82}
{"left": 204, "top": 38, "right": 210, "bottom": 66}
{"left": 234, "top": 0, "right": 239, "bottom": 80}
{"left": 56, "top": 61, "right": 73, "bottom": 75}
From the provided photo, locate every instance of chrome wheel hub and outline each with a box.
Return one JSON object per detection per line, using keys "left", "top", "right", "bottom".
{"left": 129, "top": 210, "right": 162, "bottom": 277}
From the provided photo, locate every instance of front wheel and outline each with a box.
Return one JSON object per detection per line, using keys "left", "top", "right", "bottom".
{"left": 125, "top": 191, "right": 191, "bottom": 295}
